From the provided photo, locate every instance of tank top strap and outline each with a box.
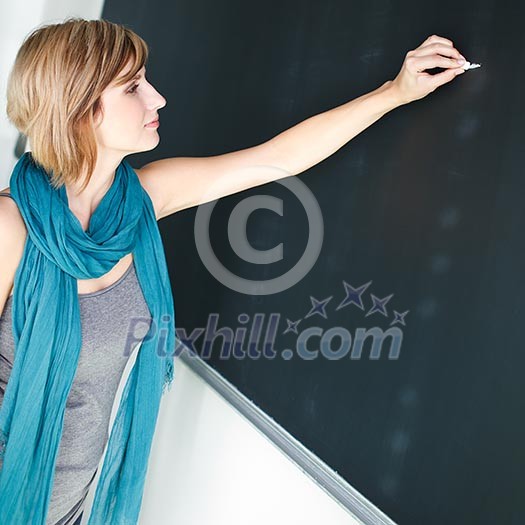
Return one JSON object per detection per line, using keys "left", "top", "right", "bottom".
{"left": 0, "top": 193, "right": 14, "bottom": 200}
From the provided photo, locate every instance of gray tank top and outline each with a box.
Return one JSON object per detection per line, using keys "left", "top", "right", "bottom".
{"left": 0, "top": 192, "right": 153, "bottom": 525}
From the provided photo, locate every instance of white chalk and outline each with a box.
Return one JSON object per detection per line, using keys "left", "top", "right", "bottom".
{"left": 462, "top": 61, "right": 482, "bottom": 70}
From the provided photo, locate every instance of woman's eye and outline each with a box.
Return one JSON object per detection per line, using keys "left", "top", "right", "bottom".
{"left": 128, "top": 83, "right": 139, "bottom": 94}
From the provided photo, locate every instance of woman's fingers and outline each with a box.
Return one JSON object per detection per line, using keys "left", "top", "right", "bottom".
{"left": 424, "top": 66, "right": 465, "bottom": 91}
{"left": 407, "top": 54, "right": 465, "bottom": 73}
{"left": 420, "top": 34, "right": 454, "bottom": 49}
{"left": 410, "top": 43, "right": 465, "bottom": 61}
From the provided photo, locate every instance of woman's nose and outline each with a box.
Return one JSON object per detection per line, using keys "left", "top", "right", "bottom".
{"left": 145, "top": 83, "right": 167, "bottom": 109}
{"left": 157, "top": 94, "right": 167, "bottom": 109}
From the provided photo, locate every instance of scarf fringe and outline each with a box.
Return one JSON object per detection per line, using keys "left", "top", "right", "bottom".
{"left": 162, "top": 360, "right": 175, "bottom": 395}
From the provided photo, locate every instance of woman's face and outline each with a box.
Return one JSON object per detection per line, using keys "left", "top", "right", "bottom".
{"left": 93, "top": 61, "right": 167, "bottom": 155}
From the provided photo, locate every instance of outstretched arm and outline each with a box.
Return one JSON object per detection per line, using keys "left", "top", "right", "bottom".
{"left": 138, "top": 34, "right": 466, "bottom": 220}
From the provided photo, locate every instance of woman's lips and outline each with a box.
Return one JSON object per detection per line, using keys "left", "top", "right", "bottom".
{"left": 145, "top": 120, "right": 159, "bottom": 128}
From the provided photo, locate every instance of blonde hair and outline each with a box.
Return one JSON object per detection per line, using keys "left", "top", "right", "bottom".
{"left": 6, "top": 17, "right": 149, "bottom": 192}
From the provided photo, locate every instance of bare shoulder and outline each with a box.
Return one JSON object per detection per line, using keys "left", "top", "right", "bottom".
{"left": 0, "top": 187, "right": 27, "bottom": 237}
{"left": 134, "top": 168, "right": 164, "bottom": 221}
{"left": 0, "top": 187, "right": 28, "bottom": 315}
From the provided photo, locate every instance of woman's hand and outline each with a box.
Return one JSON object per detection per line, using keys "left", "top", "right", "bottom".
{"left": 389, "top": 34, "right": 467, "bottom": 105}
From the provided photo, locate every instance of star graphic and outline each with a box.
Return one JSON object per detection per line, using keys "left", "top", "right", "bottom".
{"left": 283, "top": 319, "right": 301, "bottom": 335}
{"left": 336, "top": 280, "right": 373, "bottom": 311}
{"left": 390, "top": 310, "right": 409, "bottom": 326}
{"left": 365, "top": 293, "right": 394, "bottom": 317}
{"left": 304, "top": 296, "right": 333, "bottom": 319}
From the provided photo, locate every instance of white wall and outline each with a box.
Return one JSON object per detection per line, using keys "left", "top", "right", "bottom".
{"left": 139, "top": 357, "right": 364, "bottom": 525}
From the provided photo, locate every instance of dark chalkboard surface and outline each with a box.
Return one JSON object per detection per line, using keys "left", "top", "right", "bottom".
{"left": 103, "top": 1, "right": 525, "bottom": 523}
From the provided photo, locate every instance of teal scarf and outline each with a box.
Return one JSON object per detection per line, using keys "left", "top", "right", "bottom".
{"left": 0, "top": 152, "right": 175, "bottom": 524}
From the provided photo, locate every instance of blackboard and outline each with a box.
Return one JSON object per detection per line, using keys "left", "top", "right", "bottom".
{"left": 103, "top": 1, "right": 525, "bottom": 523}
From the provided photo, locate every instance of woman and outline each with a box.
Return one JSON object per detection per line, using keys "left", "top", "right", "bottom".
{"left": 0, "top": 17, "right": 467, "bottom": 525}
